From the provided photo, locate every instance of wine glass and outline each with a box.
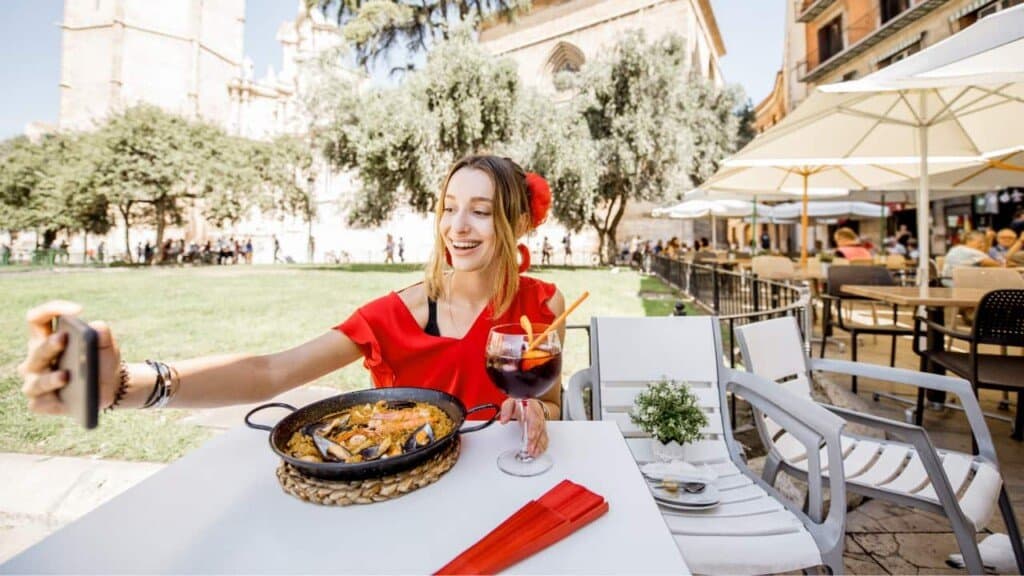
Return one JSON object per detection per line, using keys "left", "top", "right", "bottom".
{"left": 485, "top": 323, "right": 562, "bottom": 476}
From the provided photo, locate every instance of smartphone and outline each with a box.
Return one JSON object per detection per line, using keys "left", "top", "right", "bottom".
{"left": 53, "top": 316, "right": 99, "bottom": 429}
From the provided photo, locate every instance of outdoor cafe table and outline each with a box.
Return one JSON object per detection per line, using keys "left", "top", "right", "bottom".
{"left": 840, "top": 285, "right": 990, "bottom": 417}
{"left": 0, "top": 420, "right": 690, "bottom": 575}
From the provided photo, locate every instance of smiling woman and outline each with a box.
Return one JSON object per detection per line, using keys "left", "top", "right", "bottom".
{"left": 19, "top": 155, "right": 567, "bottom": 460}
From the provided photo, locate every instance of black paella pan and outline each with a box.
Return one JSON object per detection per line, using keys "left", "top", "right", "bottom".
{"left": 244, "top": 387, "right": 499, "bottom": 480}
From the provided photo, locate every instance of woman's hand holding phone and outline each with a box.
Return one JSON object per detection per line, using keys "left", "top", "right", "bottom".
{"left": 18, "top": 301, "right": 122, "bottom": 421}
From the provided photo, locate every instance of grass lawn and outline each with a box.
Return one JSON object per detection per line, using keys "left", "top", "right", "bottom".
{"left": 0, "top": 265, "right": 683, "bottom": 462}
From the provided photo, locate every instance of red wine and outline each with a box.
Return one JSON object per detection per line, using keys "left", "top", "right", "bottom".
{"left": 485, "top": 353, "right": 562, "bottom": 399}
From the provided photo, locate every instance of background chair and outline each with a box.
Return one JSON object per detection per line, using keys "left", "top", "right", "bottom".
{"left": 751, "top": 255, "right": 795, "bottom": 280}
{"left": 737, "top": 316, "right": 1024, "bottom": 576}
{"left": 915, "top": 289, "right": 1024, "bottom": 442}
{"left": 950, "top": 269, "right": 1024, "bottom": 410}
{"left": 565, "top": 316, "right": 847, "bottom": 575}
{"left": 820, "top": 265, "right": 912, "bottom": 393}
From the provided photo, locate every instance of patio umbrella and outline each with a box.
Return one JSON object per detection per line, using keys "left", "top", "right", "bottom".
{"left": 651, "top": 199, "right": 773, "bottom": 249}
{"left": 719, "top": 4, "right": 1024, "bottom": 280}
{"left": 771, "top": 201, "right": 890, "bottom": 221}
{"left": 877, "top": 147, "right": 1024, "bottom": 192}
{"left": 703, "top": 161, "right": 930, "bottom": 265}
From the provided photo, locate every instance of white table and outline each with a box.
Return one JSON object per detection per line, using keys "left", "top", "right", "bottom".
{"left": 1, "top": 421, "right": 689, "bottom": 574}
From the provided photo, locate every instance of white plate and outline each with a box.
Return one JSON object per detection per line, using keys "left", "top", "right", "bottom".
{"left": 657, "top": 499, "right": 720, "bottom": 511}
{"left": 648, "top": 481, "right": 720, "bottom": 508}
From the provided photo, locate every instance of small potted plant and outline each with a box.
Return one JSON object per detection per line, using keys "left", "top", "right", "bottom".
{"left": 630, "top": 380, "right": 708, "bottom": 462}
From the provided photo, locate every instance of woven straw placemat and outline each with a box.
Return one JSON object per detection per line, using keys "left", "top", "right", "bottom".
{"left": 276, "top": 437, "right": 460, "bottom": 506}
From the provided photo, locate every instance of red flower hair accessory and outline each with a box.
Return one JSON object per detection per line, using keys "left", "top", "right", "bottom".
{"left": 525, "top": 172, "right": 551, "bottom": 229}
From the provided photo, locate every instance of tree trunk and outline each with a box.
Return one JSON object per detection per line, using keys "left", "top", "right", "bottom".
{"left": 119, "top": 203, "right": 133, "bottom": 263}
{"left": 306, "top": 216, "right": 314, "bottom": 263}
{"left": 154, "top": 201, "right": 166, "bottom": 264}
{"left": 83, "top": 233, "right": 88, "bottom": 264}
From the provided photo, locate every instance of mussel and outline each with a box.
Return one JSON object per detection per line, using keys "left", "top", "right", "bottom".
{"left": 358, "top": 437, "right": 391, "bottom": 461}
{"left": 402, "top": 422, "right": 435, "bottom": 453}
{"left": 385, "top": 400, "right": 417, "bottom": 410}
{"left": 311, "top": 432, "right": 353, "bottom": 462}
{"left": 319, "top": 413, "right": 351, "bottom": 436}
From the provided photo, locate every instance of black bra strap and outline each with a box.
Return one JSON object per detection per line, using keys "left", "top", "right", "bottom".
{"left": 425, "top": 298, "right": 441, "bottom": 337}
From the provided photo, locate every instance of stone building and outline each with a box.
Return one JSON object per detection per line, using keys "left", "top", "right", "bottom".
{"left": 52, "top": 0, "right": 437, "bottom": 264}
{"left": 479, "top": 0, "right": 728, "bottom": 251}
{"left": 59, "top": 0, "right": 245, "bottom": 132}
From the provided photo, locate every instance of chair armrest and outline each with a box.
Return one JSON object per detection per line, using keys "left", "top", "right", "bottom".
{"left": 725, "top": 368, "right": 846, "bottom": 554}
{"left": 821, "top": 404, "right": 979, "bottom": 528}
{"left": 808, "top": 357, "right": 998, "bottom": 464}
{"left": 564, "top": 368, "right": 592, "bottom": 421}
{"left": 913, "top": 315, "right": 972, "bottom": 341}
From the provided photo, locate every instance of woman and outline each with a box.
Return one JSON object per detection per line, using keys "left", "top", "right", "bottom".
{"left": 832, "top": 227, "right": 872, "bottom": 261}
{"left": 19, "top": 155, "right": 564, "bottom": 457}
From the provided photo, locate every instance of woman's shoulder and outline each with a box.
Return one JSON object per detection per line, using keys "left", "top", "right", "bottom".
{"left": 394, "top": 282, "right": 429, "bottom": 327}
{"left": 519, "top": 276, "right": 563, "bottom": 315}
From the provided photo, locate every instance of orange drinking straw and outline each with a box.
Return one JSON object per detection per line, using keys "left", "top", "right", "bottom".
{"left": 525, "top": 291, "right": 589, "bottom": 353}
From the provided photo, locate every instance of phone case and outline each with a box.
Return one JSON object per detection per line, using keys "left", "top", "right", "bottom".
{"left": 55, "top": 316, "right": 99, "bottom": 429}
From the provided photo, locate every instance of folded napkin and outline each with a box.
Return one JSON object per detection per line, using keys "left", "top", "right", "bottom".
{"left": 435, "top": 480, "right": 609, "bottom": 575}
{"left": 640, "top": 460, "right": 717, "bottom": 483}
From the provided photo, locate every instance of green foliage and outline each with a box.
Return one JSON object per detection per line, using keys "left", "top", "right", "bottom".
{"left": 322, "top": 32, "right": 518, "bottom": 226}
{"left": 0, "top": 132, "right": 113, "bottom": 240}
{"left": 734, "top": 98, "right": 758, "bottom": 151}
{"left": 629, "top": 380, "right": 708, "bottom": 445}
{"left": 553, "top": 32, "right": 740, "bottom": 262}
{"left": 312, "top": 0, "right": 531, "bottom": 70}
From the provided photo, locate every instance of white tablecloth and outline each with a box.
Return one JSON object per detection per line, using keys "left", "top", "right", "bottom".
{"left": 1, "top": 420, "right": 689, "bottom": 574}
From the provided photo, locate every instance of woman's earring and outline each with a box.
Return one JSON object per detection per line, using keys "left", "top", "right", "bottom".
{"left": 517, "top": 244, "right": 531, "bottom": 274}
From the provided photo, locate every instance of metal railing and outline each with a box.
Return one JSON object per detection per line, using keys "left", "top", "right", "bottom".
{"left": 652, "top": 256, "right": 813, "bottom": 368}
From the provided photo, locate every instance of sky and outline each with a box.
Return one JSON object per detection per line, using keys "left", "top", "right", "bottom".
{"left": 0, "top": 0, "right": 784, "bottom": 140}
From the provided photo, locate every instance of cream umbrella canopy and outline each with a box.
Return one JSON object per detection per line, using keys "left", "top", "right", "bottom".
{"left": 651, "top": 199, "right": 774, "bottom": 249}
{"left": 720, "top": 4, "right": 1024, "bottom": 279}
{"left": 702, "top": 161, "right": 930, "bottom": 265}
{"left": 876, "top": 147, "right": 1024, "bottom": 192}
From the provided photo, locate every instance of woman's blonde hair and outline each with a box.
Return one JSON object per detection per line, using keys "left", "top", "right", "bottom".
{"left": 834, "top": 227, "right": 859, "bottom": 244}
{"left": 425, "top": 155, "right": 532, "bottom": 317}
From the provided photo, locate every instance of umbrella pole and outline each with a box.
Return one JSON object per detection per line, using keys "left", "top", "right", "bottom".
{"left": 711, "top": 214, "right": 717, "bottom": 250}
{"left": 917, "top": 103, "right": 930, "bottom": 286}
{"left": 881, "top": 193, "right": 886, "bottom": 256}
{"left": 752, "top": 195, "right": 758, "bottom": 255}
{"left": 801, "top": 172, "right": 809, "bottom": 268}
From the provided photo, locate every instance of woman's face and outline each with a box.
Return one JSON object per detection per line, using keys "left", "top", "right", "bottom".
{"left": 441, "top": 167, "right": 497, "bottom": 272}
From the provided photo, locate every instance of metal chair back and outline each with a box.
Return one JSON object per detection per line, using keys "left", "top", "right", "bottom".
{"left": 972, "top": 289, "right": 1024, "bottom": 348}
{"left": 825, "top": 265, "right": 895, "bottom": 298}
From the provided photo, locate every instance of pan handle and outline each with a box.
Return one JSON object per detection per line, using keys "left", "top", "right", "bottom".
{"left": 244, "top": 402, "right": 297, "bottom": 432}
{"left": 460, "top": 403, "right": 501, "bottom": 433}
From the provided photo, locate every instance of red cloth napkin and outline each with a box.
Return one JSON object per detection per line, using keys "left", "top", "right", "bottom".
{"left": 435, "top": 480, "right": 609, "bottom": 575}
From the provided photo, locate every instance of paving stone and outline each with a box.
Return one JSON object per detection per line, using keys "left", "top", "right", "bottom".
{"left": 894, "top": 532, "right": 962, "bottom": 571}
{"left": 0, "top": 514, "right": 60, "bottom": 565}
{"left": 851, "top": 499, "right": 952, "bottom": 533}
{"left": 50, "top": 460, "right": 163, "bottom": 523}
{"left": 0, "top": 454, "right": 93, "bottom": 517}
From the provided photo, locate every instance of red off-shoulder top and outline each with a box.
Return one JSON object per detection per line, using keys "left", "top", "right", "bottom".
{"left": 335, "top": 276, "right": 558, "bottom": 418}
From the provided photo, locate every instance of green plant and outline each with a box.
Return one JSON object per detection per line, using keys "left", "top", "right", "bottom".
{"left": 629, "top": 380, "right": 708, "bottom": 445}
{"left": 818, "top": 252, "right": 834, "bottom": 263}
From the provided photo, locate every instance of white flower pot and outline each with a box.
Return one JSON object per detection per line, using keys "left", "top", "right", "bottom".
{"left": 651, "top": 440, "right": 688, "bottom": 462}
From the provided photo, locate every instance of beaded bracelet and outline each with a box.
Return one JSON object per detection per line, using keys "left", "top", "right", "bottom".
{"left": 104, "top": 361, "right": 130, "bottom": 412}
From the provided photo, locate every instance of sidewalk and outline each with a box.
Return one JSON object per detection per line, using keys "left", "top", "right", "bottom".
{"left": 0, "top": 385, "right": 340, "bottom": 564}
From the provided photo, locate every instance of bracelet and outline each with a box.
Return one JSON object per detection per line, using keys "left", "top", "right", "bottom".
{"left": 143, "top": 360, "right": 178, "bottom": 409}
{"left": 104, "top": 361, "right": 130, "bottom": 412}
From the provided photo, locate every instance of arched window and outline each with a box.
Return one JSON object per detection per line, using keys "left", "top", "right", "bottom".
{"left": 546, "top": 41, "right": 585, "bottom": 77}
